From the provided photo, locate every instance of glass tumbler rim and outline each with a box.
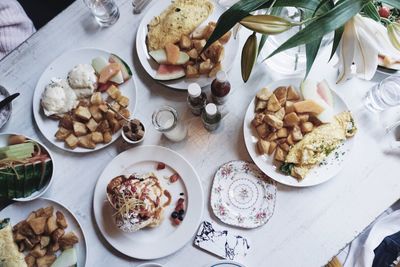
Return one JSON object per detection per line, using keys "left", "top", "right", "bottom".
{"left": 152, "top": 106, "right": 178, "bottom": 132}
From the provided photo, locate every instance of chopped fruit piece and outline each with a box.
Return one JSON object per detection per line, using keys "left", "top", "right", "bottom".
{"left": 109, "top": 70, "right": 124, "bottom": 84}
{"left": 165, "top": 43, "right": 180, "bottom": 65}
{"left": 149, "top": 49, "right": 190, "bottom": 65}
{"left": 92, "top": 56, "right": 108, "bottom": 74}
{"left": 157, "top": 162, "right": 166, "bottom": 170}
{"left": 109, "top": 54, "right": 132, "bottom": 81}
{"left": 155, "top": 64, "right": 185, "bottom": 81}
{"left": 98, "top": 82, "right": 112, "bottom": 92}
{"left": 169, "top": 173, "right": 180, "bottom": 183}
{"left": 293, "top": 100, "right": 324, "bottom": 114}
{"left": 99, "top": 63, "right": 121, "bottom": 84}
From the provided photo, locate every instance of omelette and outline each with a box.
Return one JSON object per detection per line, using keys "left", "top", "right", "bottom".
{"left": 281, "top": 111, "right": 357, "bottom": 180}
{"left": 0, "top": 219, "right": 27, "bottom": 267}
{"left": 147, "top": 0, "right": 214, "bottom": 51}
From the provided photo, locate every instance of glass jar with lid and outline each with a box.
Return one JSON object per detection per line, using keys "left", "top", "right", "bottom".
{"left": 152, "top": 106, "right": 187, "bottom": 142}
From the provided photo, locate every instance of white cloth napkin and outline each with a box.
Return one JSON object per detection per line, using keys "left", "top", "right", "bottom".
{"left": 344, "top": 209, "right": 400, "bottom": 267}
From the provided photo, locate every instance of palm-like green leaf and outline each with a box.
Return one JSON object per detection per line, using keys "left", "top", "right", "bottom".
{"left": 203, "top": 0, "right": 270, "bottom": 52}
{"left": 329, "top": 26, "right": 345, "bottom": 61}
{"left": 266, "top": 0, "right": 371, "bottom": 60}
{"left": 362, "top": 2, "right": 380, "bottom": 22}
{"left": 381, "top": 0, "right": 400, "bottom": 9}
{"left": 259, "top": 0, "right": 322, "bottom": 11}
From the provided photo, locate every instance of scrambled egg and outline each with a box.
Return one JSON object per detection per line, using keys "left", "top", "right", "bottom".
{"left": 41, "top": 79, "right": 78, "bottom": 117}
{"left": 283, "top": 111, "right": 357, "bottom": 180}
{"left": 147, "top": 0, "right": 214, "bottom": 51}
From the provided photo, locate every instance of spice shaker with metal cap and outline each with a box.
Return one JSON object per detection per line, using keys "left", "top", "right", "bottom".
{"left": 187, "top": 83, "right": 207, "bottom": 116}
{"left": 211, "top": 70, "right": 231, "bottom": 105}
{"left": 201, "top": 103, "right": 221, "bottom": 131}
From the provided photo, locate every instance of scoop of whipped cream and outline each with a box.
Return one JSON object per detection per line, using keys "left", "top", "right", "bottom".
{"left": 41, "top": 78, "right": 78, "bottom": 117}
{"left": 67, "top": 64, "right": 98, "bottom": 98}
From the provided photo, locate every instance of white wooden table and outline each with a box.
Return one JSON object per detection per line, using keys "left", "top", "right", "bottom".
{"left": 1, "top": 0, "right": 400, "bottom": 266}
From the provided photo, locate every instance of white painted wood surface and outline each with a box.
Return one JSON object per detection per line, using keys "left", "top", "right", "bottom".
{"left": 1, "top": 0, "right": 400, "bottom": 266}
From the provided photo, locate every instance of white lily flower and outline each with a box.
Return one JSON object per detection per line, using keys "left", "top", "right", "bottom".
{"left": 336, "top": 15, "right": 400, "bottom": 83}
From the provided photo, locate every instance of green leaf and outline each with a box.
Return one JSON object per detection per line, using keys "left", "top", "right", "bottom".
{"left": 203, "top": 0, "right": 270, "bottom": 52}
{"left": 362, "top": 2, "right": 380, "bottom": 22}
{"left": 313, "top": 0, "right": 334, "bottom": 16}
{"left": 259, "top": 0, "right": 322, "bottom": 11}
{"left": 305, "top": 37, "right": 322, "bottom": 78}
{"left": 267, "top": 0, "right": 371, "bottom": 60}
{"left": 381, "top": 0, "right": 400, "bottom": 9}
{"left": 329, "top": 26, "right": 344, "bottom": 61}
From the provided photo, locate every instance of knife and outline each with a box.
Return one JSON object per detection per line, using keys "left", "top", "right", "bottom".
{"left": 0, "top": 93, "right": 19, "bottom": 110}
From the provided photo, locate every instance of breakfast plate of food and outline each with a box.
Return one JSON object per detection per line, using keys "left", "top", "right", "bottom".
{"left": 33, "top": 48, "right": 137, "bottom": 153}
{"left": 0, "top": 198, "right": 87, "bottom": 267}
{"left": 0, "top": 133, "right": 54, "bottom": 201}
{"left": 93, "top": 145, "right": 204, "bottom": 259}
{"left": 243, "top": 78, "right": 357, "bottom": 187}
{"left": 136, "top": 0, "right": 239, "bottom": 90}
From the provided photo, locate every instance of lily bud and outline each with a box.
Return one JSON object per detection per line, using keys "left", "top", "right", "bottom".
{"left": 240, "top": 15, "right": 293, "bottom": 35}
{"left": 241, "top": 32, "right": 258, "bottom": 82}
{"left": 387, "top": 23, "right": 400, "bottom": 51}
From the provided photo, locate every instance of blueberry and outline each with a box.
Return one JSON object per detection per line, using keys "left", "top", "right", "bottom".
{"left": 171, "top": 211, "right": 178, "bottom": 219}
{"left": 178, "top": 209, "right": 185, "bottom": 215}
{"left": 178, "top": 214, "right": 184, "bottom": 221}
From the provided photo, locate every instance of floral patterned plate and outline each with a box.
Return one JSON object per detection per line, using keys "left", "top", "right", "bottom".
{"left": 211, "top": 161, "right": 277, "bottom": 228}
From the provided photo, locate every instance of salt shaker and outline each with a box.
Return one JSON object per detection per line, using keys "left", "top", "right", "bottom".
{"left": 187, "top": 83, "right": 207, "bottom": 116}
{"left": 211, "top": 71, "right": 231, "bottom": 105}
{"left": 201, "top": 103, "right": 221, "bottom": 131}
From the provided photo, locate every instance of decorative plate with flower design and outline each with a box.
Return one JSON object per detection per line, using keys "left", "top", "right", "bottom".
{"left": 211, "top": 160, "right": 277, "bottom": 228}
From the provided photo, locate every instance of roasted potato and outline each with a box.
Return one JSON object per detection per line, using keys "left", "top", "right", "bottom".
{"left": 74, "top": 106, "right": 92, "bottom": 122}
{"left": 36, "top": 255, "right": 56, "bottom": 267}
{"left": 264, "top": 114, "right": 283, "bottom": 129}
{"left": 56, "top": 211, "right": 67, "bottom": 229}
{"left": 257, "top": 140, "right": 270, "bottom": 155}
{"left": 86, "top": 118, "right": 99, "bottom": 132}
{"left": 55, "top": 127, "right": 71, "bottom": 141}
{"left": 27, "top": 217, "right": 47, "bottom": 235}
{"left": 73, "top": 121, "right": 87, "bottom": 136}
{"left": 268, "top": 141, "right": 277, "bottom": 155}
{"left": 179, "top": 35, "right": 192, "bottom": 49}
{"left": 58, "top": 232, "right": 79, "bottom": 250}
{"left": 284, "top": 112, "right": 300, "bottom": 127}
{"left": 30, "top": 244, "right": 47, "bottom": 258}
{"left": 267, "top": 94, "right": 281, "bottom": 112}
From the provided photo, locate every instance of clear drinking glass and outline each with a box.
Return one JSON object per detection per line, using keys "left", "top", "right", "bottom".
{"left": 364, "top": 75, "right": 400, "bottom": 112}
{"left": 83, "top": 0, "right": 120, "bottom": 27}
{"left": 152, "top": 106, "right": 187, "bottom": 142}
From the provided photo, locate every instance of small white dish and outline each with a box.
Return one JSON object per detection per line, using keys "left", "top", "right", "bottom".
{"left": 33, "top": 47, "right": 137, "bottom": 153}
{"left": 93, "top": 145, "right": 204, "bottom": 259}
{"left": 211, "top": 161, "right": 276, "bottom": 228}
{"left": 0, "top": 133, "right": 54, "bottom": 202}
{"left": 121, "top": 119, "right": 145, "bottom": 144}
{"left": 135, "top": 0, "right": 240, "bottom": 90}
{"left": 0, "top": 198, "right": 87, "bottom": 266}
{"left": 243, "top": 77, "right": 356, "bottom": 187}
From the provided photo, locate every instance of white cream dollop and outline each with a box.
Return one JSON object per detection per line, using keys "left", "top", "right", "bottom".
{"left": 67, "top": 64, "right": 98, "bottom": 98}
{"left": 41, "top": 79, "right": 78, "bottom": 117}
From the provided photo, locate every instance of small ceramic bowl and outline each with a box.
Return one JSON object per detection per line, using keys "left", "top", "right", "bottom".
{"left": 0, "top": 86, "right": 12, "bottom": 129}
{"left": 121, "top": 119, "right": 145, "bottom": 145}
{"left": 0, "top": 133, "right": 54, "bottom": 202}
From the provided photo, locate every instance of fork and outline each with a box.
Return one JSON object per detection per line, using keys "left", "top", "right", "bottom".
{"left": 132, "top": 0, "right": 151, "bottom": 14}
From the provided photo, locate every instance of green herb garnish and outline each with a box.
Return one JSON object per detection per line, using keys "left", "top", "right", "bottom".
{"left": 280, "top": 163, "right": 295, "bottom": 175}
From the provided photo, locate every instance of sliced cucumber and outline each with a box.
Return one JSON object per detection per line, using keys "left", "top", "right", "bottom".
{"left": 109, "top": 54, "right": 132, "bottom": 81}
{"left": 51, "top": 247, "right": 77, "bottom": 267}
{"left": 92, "top": 57, "right": 109, "bottom": 74}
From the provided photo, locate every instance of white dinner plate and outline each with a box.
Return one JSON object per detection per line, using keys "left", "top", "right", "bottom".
{"left": 0, "top": 133, "right": 55, "bottom": 201}
{"left": 93, "top": 145, "right": 204, "bottom": 259}
{"left": 136, "top": 0, "right": 240, "bottom": 90}
{"left": 243, "top": 78, "right": 356, "bottom": 187}
{"left": 0, "top": 198, "right": 88, "bottom": 267}
{"left": 33, "top": 48, "right": 137, "bottom": 153}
